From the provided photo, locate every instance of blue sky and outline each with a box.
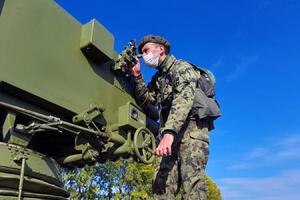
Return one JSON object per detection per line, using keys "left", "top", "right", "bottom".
{"left": 55, "top": 0, "right": 300, "bottom": 199}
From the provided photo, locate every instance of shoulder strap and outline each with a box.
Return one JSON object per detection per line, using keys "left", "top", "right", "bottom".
{"left": 188, "top": 62, "right": 216, "bottom": 86}
{"left": 166, "top": 59, "right": 181, "bottom": 86}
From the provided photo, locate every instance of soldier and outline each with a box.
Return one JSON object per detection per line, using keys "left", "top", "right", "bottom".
{"left": 129, "top": 35, "right": 214, "bottom": 200}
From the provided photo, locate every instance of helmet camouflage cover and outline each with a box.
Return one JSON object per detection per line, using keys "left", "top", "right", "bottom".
{"left": 138, "top": 35, "right": 171, "bottom": 54}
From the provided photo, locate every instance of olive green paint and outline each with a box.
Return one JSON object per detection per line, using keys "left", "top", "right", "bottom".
{"left": 0, "top": 0, "right": 140, "bottom": 129}
{"left": 0, "top": 1, "right": 158, "bottom": 198}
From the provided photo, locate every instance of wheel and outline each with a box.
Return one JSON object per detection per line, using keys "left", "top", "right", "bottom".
{"left": 133, "top": 127, "right": 156, "bottom": 164}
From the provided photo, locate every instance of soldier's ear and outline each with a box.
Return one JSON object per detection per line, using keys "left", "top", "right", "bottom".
{"left": 159, "top": 44, "right": 166, "bottom": 55}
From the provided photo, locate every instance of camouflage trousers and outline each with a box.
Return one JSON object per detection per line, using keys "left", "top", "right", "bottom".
{"left": 153, "top": 120, "right": 210, "bottom": 200}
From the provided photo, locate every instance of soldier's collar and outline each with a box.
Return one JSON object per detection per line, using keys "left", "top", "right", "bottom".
{"left": 158, "top": 54, "right": 176, "bottom": 73}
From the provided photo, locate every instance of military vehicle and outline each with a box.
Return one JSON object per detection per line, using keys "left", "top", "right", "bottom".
{"left": 0, "top": 0, "right": 158, "bottom": 199}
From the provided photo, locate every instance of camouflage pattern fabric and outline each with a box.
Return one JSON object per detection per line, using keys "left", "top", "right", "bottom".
{"left": 134, "top": 55, "right": 209, "bottom": 141}
{"left": 152, "top": 120, "right": 209, "bottom": 200}
{"left": 134, "top": 54, "right": 210, "bottom": 199}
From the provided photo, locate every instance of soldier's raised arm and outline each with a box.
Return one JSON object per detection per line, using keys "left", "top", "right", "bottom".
{"left": 129, "top": 57, "right": 158, "bottom": 107}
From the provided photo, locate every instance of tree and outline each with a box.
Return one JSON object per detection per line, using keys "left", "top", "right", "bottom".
{"left": 62, "top": 159, "right": 222, "bottom": 199}
{"left": 122, "top": 158, "right": 155, "bottom": 199}
{"left": 62, "top": 158, "right": 155, "bottom": 200}
{"left": 62, "top": 166, "right": 99, "bottom": 199}
{"left": 206, "top": 175, "right": 222, "bottom": 200}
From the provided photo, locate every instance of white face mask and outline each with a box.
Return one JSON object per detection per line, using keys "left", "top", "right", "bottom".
{"left": 143, "top": 51, "right": 159, "bottom": 68}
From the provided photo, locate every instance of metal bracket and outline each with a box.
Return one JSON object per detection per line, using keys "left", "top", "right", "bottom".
{"left": 72, "top": 104, "right": 105, "bottom": 125}
{"left": 15, "top": 121, "right": 63, "bottom": 135}
{"left": 2, "top": 111, "right": 17, "bottom": 142}
{"left": 7, "top": 122, "right": 63, "bottom": 147}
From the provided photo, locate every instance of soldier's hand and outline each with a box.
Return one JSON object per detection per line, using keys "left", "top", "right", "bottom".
{"left": 128, "top": 57, "right": 141, "bottom": 77}
{"left": 156, "top": 133, "right": 174, "bottom": 157}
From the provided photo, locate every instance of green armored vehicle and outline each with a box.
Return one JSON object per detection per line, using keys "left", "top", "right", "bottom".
{"left": 0, "top": 0, "right": 158, "bottom": 199}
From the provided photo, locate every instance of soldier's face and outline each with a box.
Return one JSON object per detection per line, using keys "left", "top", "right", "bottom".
{"left": 142, "top": 43, "right": 163, "bottom": 58}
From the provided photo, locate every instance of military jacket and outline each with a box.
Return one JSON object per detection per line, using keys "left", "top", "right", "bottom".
{"left": 134, "top": 55, "right": 198, "bottom": 136}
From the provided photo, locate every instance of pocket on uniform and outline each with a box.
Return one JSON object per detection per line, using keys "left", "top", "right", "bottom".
{"left": 189, "top": 130, "right": 203, "bottom": 140}
{"left": 189, "top": 126, "right": 209, "bottom": 142}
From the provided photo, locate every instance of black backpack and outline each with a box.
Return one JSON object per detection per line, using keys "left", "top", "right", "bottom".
{"left": 189, "top": 63, "right": 221, "bottom": 120}
{"left": 169, "top": 60, "right": 221, "bottom": 121}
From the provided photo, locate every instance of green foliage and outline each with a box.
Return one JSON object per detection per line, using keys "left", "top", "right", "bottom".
{"left": 62, "top": 159, "right": 222, "bottom": 200}
{"left": 206, "top": 175, "right": 223, "bottom": 200}
{"left": 62, "top": 166, "right": 99, "bottom": 199}
{"left": 62, "top": 158, "right": 156, "bottom": 200}
{"left": 122, "top": 158, "right": 155, "bottom": 199}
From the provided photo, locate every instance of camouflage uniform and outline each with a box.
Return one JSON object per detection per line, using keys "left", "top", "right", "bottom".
{"left": 134, "top": 55, "right": 210, "bottom": 200}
